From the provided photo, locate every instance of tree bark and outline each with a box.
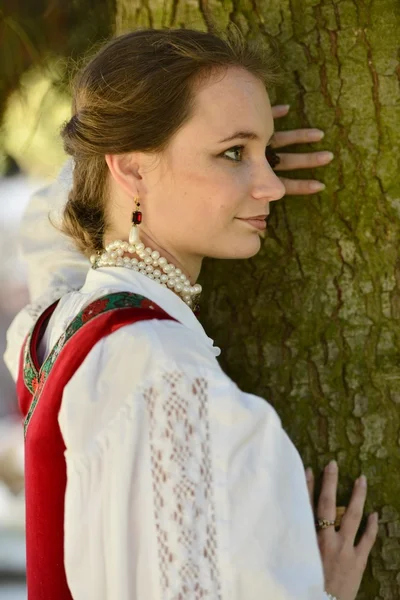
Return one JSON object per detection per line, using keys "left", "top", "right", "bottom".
{"left": 116, "top": 0, "right": 399, "bottom": 596}
{"left": 116, "top": 1, "right": 400, "bottom": 596}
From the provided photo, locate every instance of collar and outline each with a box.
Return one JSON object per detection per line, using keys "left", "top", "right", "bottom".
{"left": 81, "top": 267, "right": 221, "bottom": 357}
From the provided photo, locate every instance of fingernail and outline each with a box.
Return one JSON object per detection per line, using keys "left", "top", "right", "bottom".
{"left": 358, "top": 475, "right": 367, "bottom": 487}
{"left": 318, "top": 151, "right": 334, "bottom": 164}
{"left": 305, "top": 467, "right": 313, "bottom": 481}
{"left": 274, "top": 104, "right": 290, "bottom": 112}
{"left": 372, "top": 512, "right": 379, "bottom": 523}
{"left": 309, "top": 181, "right": 326, "bottom": 192}
{"left": 307, "top": 129, "right": 324, "bottom": 141}
{"left": 326, "top": 460, "right": 337, "bottom": 472}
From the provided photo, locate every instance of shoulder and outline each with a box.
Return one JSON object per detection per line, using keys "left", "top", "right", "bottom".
{"left": 59, "top": 316, "right": 281, "bottom": 453}
{"left": 59, "top": 317, "right": 219, "bottom": 447}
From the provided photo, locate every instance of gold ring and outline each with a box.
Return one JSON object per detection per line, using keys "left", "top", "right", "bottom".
{"left": 316, "top": 507, "right": 347, "bottom": 531}
{"left": 315, "top": 518, "right": 335, "bottom": 531}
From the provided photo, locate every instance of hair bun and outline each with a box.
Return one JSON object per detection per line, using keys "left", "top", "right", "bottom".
{"left": 65, "top": 114, "right": 79, "bottom": 136}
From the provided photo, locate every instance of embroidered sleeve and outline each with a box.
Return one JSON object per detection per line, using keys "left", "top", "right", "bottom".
{"left": 143, "top": 368, "right": 222, "bottom": 599}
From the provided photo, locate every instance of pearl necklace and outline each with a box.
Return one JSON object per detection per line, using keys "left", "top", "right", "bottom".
{"left": 90, "top": 239, "right": 202, "bottom": 310}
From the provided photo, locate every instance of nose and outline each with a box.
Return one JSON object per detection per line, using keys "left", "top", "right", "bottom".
{"left": 252, "top": 161, "right": 286, "bottom": 203}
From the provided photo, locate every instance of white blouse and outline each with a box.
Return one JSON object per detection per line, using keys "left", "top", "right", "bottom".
{"left": 4, "top": 163, "right": 329, "bottom": 599}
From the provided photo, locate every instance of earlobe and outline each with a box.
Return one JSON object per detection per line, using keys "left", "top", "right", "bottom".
{"left": 105, "top": 153, "right": 142, "bottom": 197}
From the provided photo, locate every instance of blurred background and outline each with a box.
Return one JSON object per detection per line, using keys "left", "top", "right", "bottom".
{"left": 0, "top": 1, "right": 114, "bottom": 596}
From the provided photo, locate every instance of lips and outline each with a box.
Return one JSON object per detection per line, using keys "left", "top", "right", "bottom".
{"left": 237, "top": 216, "right": 267, "bottom": 231}
{"left": 237, "top": 215, "right": 267, "bottom": 220}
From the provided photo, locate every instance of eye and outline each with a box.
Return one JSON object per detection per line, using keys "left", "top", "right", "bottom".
{"left": 222, "top": 145, "right": 244, "bottom": 162}
{"left": 265, "top": 145, "right": 280, "bottom": 168}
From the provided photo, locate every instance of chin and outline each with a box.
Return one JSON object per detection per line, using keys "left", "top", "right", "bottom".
{"left": 212, "top": 234, "right": 262, "bottom": 260}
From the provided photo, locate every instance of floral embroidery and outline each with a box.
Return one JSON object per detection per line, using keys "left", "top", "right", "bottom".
{"left": 23, "top": 292, "right": 164, "bottom": 437}
{"left": 81, "top": 298, "right": 109, "bottom": 323}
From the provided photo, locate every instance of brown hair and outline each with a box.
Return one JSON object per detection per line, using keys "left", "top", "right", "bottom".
{"left": 60, "top": 27, "right": 279, "bottom": 258}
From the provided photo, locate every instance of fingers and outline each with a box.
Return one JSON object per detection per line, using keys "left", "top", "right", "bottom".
{"left": 305, "top": 468, "right": 315, "bottom": 511}
{"left": 340, "top": 476, "right": 368, "bottom": 540}
{"left": 274, "top": 151, "right": 334, "bottom": 172}
{"left": 317, "top": 460, "right": 338, "bottom": 521}
{"left": 271, "top": 128, "right": 325, "bottom": 148}
{"left": 271, "top": 104, "right": 290, "bottom": 119}
{"left": 278, "top": 176, "right": 326, "bottom": 196}
{"left": 356, "top": 512, "right": 379, "bottom": 561}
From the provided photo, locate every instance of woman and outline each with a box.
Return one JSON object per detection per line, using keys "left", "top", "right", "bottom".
{"left": 8, "top": 28, "right": 377, "bottom": 600}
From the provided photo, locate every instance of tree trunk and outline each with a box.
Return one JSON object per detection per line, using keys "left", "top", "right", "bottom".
{"left": 126, "top": 1, "right": 400, "bottom": 596}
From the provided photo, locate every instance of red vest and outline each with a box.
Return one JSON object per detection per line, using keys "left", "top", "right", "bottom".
{"left": 17, "top": 292, "right": 176, "bottom": 599}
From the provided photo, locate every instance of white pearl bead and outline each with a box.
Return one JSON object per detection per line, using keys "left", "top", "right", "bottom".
{"left": 92, "top": 238, "right": 202, "bottom": 311}
{"left": 129, "top": 226, "right": 140, "bottom": 245}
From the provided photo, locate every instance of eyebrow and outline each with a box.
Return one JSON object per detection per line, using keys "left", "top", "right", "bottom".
{"left": 218, "top": 130, "right": 275, "bottom": 144}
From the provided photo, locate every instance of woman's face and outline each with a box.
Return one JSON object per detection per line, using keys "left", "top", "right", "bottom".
{"left": 136, "top": 67, "right": 286, "bottom": 274}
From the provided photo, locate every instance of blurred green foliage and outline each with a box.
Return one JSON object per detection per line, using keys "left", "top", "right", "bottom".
{"left": 0, "top": 0, "right": 115, "bottom": 176}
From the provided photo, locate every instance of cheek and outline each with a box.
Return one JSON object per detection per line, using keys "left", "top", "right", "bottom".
{"left": 153, "top": 155, "right": 246, "bottom": 234}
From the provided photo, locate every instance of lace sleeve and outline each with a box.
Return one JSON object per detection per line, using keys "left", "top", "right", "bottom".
{"left": 143, "top": 368, "right": 223, "bottom": 598}
{"left": 60, "top": 322, "right": 325, "bottom": 600}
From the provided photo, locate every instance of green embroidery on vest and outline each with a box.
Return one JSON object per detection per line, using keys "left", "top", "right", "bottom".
{"left": 23, "top": 292, "right": 158, "bottom": 438}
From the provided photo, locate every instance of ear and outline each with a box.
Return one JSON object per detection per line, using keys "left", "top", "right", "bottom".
{"left": 105, "top": 153, "right": 142, "bottom": 197}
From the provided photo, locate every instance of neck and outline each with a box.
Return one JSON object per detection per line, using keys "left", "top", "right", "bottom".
{"left": 104, "top": 229, "right": 202, "bottom": 284}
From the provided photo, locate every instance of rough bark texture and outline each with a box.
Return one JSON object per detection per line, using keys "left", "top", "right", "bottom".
{"left": 116, "top": 1, "right": 400, "bottom": 596}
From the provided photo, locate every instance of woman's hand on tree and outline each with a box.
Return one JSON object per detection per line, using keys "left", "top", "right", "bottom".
{"left": 271, "top": 104, "right": 334, "bottom": 196}
{"left": 306, "top": 461, "right": 379, "bottom": 600}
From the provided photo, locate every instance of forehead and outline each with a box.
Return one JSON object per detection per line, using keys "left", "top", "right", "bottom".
{"left": 187, "top": 67, "right": 273, "bottom": 140}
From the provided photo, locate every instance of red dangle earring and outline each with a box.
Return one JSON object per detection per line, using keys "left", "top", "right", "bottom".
{"left": 129, "top": 196, "right": 142, "bottom": 245}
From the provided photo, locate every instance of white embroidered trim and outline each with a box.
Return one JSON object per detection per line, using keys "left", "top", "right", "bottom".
{"left": 144, "top": 369, "right": 222, "bottom": 599}
{"left": 25, "top": 277, "right": 76, "bottom": 322}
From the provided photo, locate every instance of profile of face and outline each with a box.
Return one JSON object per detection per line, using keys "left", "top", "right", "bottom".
{"left": 106, "top": 67, "right": 286, "bottom": 278}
